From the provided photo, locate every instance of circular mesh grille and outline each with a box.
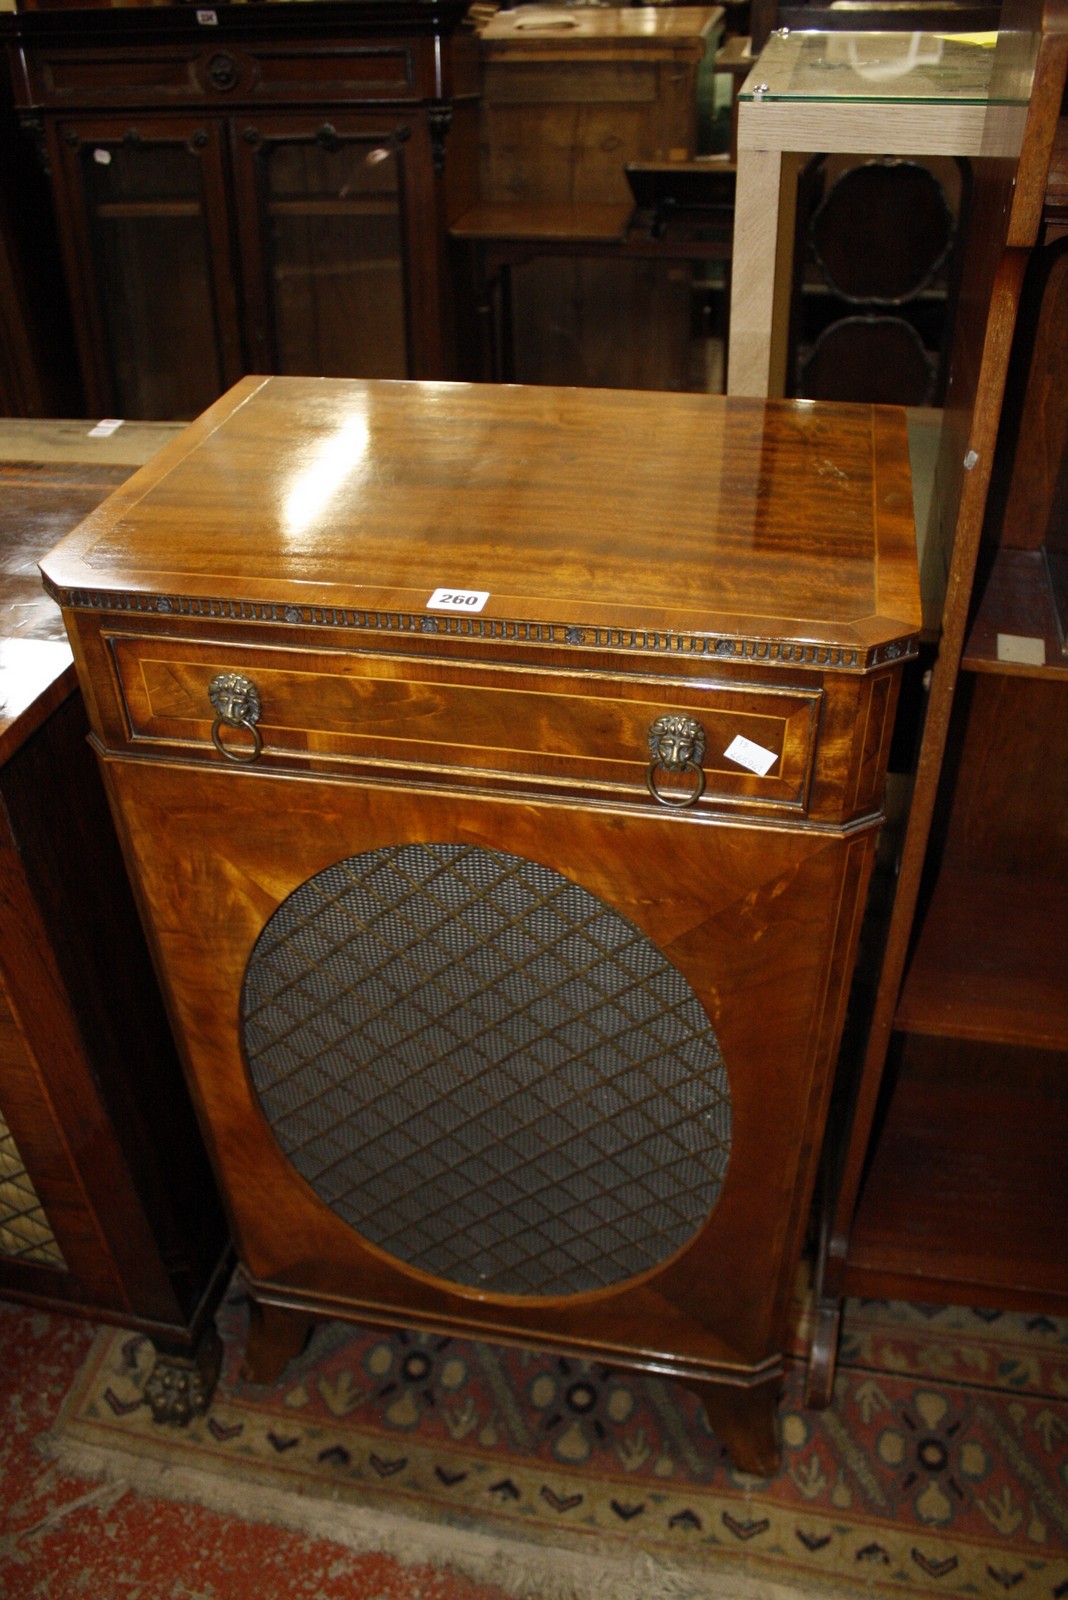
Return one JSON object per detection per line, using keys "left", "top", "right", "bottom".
{"left": 241, "top": 843, "right": 732, "bottom": 1297}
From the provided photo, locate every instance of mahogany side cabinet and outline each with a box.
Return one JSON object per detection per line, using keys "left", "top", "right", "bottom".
{"left": 41, "top": 375, "right": 920, "bottom": 1472}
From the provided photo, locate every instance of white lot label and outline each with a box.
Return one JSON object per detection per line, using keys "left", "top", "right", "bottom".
{"left": 427, "top": 588, "right": 490, "bottom": 613}
{"left": 996, "top": 633, "right": 1045, "bottom": 666}
{"left": 724, "top": 734, "right": 777, "bottom": 777}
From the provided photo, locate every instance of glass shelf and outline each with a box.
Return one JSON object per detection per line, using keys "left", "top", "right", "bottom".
{"left": 738, "top": 29, "right": 1023, "bottom": 105}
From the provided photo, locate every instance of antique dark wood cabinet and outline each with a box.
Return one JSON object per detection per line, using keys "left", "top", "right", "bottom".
{"left": 0, "top": 433, "right": 229, "bottom": 1420}
{"left": 3, "top": 1, "right": 479, "bottom": 420}
{"left": 42, "top": 375, "right": 920, "bottom": 1471}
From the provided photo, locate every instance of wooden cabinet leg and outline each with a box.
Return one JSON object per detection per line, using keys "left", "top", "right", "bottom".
{"left": 682, "top": 1376, "right": 782, "bottom": 1477}
{"left": 242, "top": 1298, "right": 316, "bottom": 1384}
{"left": 805, "top": 1295, "right": 842, "bottom": 1409}
{"left": 807, "top": 1180, "right": 845, "bottom": 1408}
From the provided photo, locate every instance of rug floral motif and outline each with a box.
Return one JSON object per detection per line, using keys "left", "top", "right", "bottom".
{"left": 53, "top": 1280, "right": 1068, "bottom": 1600}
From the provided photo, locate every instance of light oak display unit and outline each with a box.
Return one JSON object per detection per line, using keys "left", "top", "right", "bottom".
{"left": 458, "top": 5, "right": 725, "bottom": 392}
{"left": 42, "top": 375, "right": 920, "bottom": 1471}
{"left": 726, "top": 27, "right": 1031, "bottom": 398}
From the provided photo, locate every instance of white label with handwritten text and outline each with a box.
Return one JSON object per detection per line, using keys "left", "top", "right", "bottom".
{"left": 724, "top": 734, "right": 777, "bottom": 777}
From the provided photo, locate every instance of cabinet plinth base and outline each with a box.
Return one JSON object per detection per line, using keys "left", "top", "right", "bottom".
{"left": 240, "top": 1284, "right": 785, "bottom": 1475}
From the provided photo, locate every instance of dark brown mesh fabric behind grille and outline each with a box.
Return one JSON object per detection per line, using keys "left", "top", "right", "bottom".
{"left": 241, "top": 843, "right": 732, "bottom": 1297}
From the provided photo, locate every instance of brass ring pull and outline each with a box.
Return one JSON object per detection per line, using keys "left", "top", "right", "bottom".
{"left": 646, "top": 714, "right": 707, "bottom": 810}
{"left": 208, "top": 672, "right": 263, "bottom": 764}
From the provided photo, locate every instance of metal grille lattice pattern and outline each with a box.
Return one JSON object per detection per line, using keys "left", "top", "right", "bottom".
{"left": 241, "top": 844, "right": 732, "bottom": 1296}
{"left": 0, "top": 1112, "right": 66, "bottom": 1267}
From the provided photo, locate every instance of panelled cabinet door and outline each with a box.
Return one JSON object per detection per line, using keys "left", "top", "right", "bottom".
{"left": 230, "top": 111, "right": 425, "bottom": 382}
{"left": 98, "top": 755, "right": 875, "bottom": 1371}
{"left": 49, "top": 115, "right": 245, "bottom": 420}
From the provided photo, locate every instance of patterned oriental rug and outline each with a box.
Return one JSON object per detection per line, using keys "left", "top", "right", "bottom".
{"left": 48, "top": 1278, "right": 1068, "bottom": 1600}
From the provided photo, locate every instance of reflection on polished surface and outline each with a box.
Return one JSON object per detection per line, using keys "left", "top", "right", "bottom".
{"left": 0, "top": 420, "right": 178, "bottom": 761}
{"left": 43, "top": 374, "right": 920, "bottom": 656}
{"left": 282, "top": 410, "right": 371, "bottom": 542}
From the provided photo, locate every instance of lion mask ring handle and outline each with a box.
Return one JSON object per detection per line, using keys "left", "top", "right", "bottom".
{"left": 646, "top": 714, "right": 707, "bottom": 809}
{"left": 208, "top": 672, "right": 263, "bottom": 764}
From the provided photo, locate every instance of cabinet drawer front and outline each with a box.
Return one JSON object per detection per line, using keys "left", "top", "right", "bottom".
{"left": 35, "top": 49, "right": 204, "bottom": 105}
{"left": 107, "top": 634, "right": 819, "bottom": 811}
{"left": 31, "top": 40, "right": 426, "bottom": 109}
{"left": 242, "top": 44, "right": 421, "bottom": 102}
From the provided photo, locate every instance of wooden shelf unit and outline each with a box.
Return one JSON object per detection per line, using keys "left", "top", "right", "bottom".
{"left": 897, "top": 869, "right": 1068, "bottom": 1049}
{"left": 962, "top": 546, "right": 1067, "bottom": 672}
{"left": 842, "top": 1035, "right": 1068, "bottom": 1310}
{"left": 808, "top": 0, "right": 1068, "bottom": 1403}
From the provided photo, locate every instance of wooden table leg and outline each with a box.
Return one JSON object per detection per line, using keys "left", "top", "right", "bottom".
{"left": 727, "top": 145, "right": 801, "bottom": 398}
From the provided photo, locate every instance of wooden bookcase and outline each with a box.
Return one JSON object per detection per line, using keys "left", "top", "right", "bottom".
{"left": 809, "top": 0, "right": 1068, "bottom": 1400}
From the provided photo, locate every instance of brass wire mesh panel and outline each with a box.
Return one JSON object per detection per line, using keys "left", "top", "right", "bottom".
{"left": 0, "top": 1112, "right": 66, "bottom": 1268}
{"left": 242, "top": 844, "right": 732, "bottom": 1296}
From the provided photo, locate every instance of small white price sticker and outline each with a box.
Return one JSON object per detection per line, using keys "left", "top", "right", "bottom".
{"left": 724, "top": 734, "right": 777, "bottom": 777}
{"left": 996, "top": 633, "right": 1045, "bottom": 666}
{"left": 427, "top": 588, "right": 490, "bottom": 614}
{"left": 88, "top": 418, "right": 124, "bottom": 437}
{"left": 196, "top": 9, "right": 219, "bottom": 23}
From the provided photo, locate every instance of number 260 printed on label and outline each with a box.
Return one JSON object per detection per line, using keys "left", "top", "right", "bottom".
{"left": 426, "top": 588, "right": 490, "bottom": 613}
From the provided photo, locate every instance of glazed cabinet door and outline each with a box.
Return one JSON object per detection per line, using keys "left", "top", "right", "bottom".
{"left": 231, "top": 110, "right": 442, "bottom": 382}
{"left": 47, "top": 114, "right": 244, "bottom": 420}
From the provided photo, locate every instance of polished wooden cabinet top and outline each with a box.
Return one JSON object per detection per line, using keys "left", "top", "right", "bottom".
{"left": 41, "top": 376, "right": 920, "bottom": 669}
{"left": 479, "top": 5, "right": 722, "bottom": 48}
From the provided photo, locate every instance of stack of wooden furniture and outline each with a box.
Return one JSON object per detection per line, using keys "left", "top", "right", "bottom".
{"left": 452, "top": 6, "right": 733, "bottom": 391}
{"left": 808, "top": 0, "right": 1068, "bottom": 1400}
